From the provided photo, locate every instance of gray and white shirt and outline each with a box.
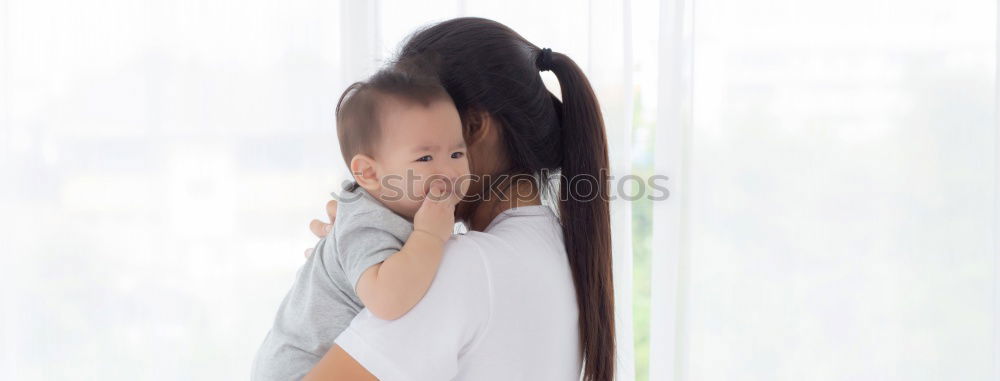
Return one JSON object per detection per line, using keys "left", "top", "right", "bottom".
{"left": 251, "top": 186, "right": 413, "bottom": 381}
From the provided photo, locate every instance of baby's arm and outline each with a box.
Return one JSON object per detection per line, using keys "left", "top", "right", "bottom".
{"left": 355, "top": 182, "right": 459, "bottom": 320}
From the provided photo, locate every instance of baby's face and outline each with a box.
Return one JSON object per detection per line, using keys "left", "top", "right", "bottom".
{"left": 368, "top": 96, "right": 470, "bottom": 219}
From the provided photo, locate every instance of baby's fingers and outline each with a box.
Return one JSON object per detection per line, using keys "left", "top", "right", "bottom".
{"left": 445, "top": 185, "right": 462, "bottom": 205}
{"left": 425, "top": 179, "right": 450, "bottom": 201}
{"left": 429, "top": 180, "right": 461, "bottom": 207}
{"left": 310, "top": 219, "right": 332, "bottom": 238}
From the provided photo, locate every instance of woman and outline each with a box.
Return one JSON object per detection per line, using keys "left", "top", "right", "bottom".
{"left": 304, "top": 17, "right": 615, "bottom": 381}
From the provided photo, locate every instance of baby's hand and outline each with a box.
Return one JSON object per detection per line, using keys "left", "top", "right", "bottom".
{"left": 413, "top": 179, "right": 460, "bottom": 243}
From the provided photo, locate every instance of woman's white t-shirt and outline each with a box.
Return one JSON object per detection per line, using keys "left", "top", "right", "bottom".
{"left": 334, "top": 205, "right": 582, "bottom": 380}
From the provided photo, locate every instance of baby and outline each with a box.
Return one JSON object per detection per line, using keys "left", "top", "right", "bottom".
{"left": 252, "top": 66, "right": 469, "bottom": 381}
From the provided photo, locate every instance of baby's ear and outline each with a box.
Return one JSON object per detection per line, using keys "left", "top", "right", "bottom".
{"left": 349, "top": 154, "right": 380, "bottom": 192}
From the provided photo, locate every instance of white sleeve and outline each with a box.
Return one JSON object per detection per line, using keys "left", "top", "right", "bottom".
{"left": 333, "top": 235, "right": 493, "bottom": 381}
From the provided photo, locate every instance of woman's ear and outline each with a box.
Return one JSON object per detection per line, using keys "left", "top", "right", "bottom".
{"left": 463, "top": 109, "right": 494, "bottom": 146}
{"left": 349, "top": 154, "right": 380, "bottom": 192}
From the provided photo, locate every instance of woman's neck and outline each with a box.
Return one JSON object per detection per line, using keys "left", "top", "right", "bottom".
{"left": 466, "top": 178, "right": 543, "bottom": 232}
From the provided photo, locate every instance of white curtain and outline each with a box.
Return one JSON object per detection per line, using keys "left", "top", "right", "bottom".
{"left": 3, "top": 0, "right": 997, "bottom": 379}
{"left": 651, "top": 0, "right": 999, "bottom": 380}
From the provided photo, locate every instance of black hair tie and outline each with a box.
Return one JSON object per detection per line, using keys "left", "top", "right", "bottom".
{"left": 536, "top": 48, "right": 554, "bottom": 72}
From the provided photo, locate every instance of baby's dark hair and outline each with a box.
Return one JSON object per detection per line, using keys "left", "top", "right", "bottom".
{"left": 335, "top": 64, "right": 451, "bottom": 168}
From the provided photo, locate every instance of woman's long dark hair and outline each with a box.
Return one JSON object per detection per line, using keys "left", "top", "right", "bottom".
{"left": 394, "top": 17, "right": 615, "bottom": 380}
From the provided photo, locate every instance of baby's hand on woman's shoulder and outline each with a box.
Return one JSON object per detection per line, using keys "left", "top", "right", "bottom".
{"left": 304, "top": 199, "right": 338, "bottom": 258}
{"left": 413, "top": 179, "right": 460, "bottom": 243}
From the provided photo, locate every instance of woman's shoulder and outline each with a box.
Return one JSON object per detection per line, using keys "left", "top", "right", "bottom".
{"left": 436, "top": 234, "right": 493, "bottom": 285}
{"left": 438, "top": 232, "right": 486, "bottom": 271}
{"left": 449, "top": 206, "right": 565, "bottom": 260}
{"left": 334, "top": 234, "right": 494, "bottom": 381}
{"left": 433, "top": 205, "right": 565, "bottom": 294}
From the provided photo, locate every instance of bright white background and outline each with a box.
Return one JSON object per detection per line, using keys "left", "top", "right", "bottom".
{"left": 1, "top": 0, "right": 997, "bottom": 380}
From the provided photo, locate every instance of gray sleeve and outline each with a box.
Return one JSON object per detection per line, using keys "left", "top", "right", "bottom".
{"left": 334, "top": 207, "right": 414, "bottom": 292}
{"left": 252, "top": 236, "right": 352, "bottom": 381}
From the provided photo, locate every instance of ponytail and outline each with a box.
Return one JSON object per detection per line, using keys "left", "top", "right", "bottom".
{"left": 548, "top": 51, "right": 616, "bottom": 381}
{"left": 395, "top": 17, "right": 617, "bottom": 381}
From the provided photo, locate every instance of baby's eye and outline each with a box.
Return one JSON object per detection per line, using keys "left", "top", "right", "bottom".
{"left": 416, "top": 155, "right": 432, "bottom": 162}
{"left": 451, "top": 152, "right": 465, "bottom": 159}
